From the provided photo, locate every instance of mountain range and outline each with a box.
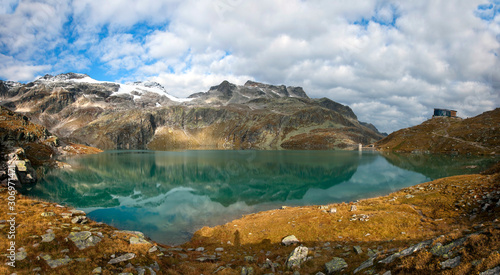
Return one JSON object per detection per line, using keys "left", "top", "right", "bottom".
{"left": 0, "top": 73, "right": 384, "bottom": 150}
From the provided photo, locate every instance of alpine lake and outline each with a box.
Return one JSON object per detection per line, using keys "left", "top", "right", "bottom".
{"left": 23, "top": 150, "right": 499, "bottom": 245}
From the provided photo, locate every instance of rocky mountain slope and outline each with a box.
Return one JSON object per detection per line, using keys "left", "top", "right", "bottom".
{"left": 375, "top": 108, "right": 500, "bottom": 155}
{"left": 0, "top": 106, "right": 101, "bottom": 188}
{"left": 0, "top": 73, "right": 384, "bottom": 150}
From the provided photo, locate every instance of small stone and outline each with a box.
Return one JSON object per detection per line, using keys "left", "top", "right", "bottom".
{"left": 351, "top": 205, "right": 357, "bottom": 211}
{"left": 33, "top": 267, "right": 42, "bottom": 271}
{"left": 148, "top": 246, "right": 158, "bottom": 253}
{"left": 67, "top": 231, "right": 101, "bottom": 250}
{"left": 108, "top": 253, "right": 135, "bottom": 264}
{"left": 441, "top": 256, "right": 461, "bottom": 269}
{"left": 244, "top": 256, "right": 254, "bottom": 262}
{"left": 41, "top": 212, "right": 55, "bottom": 217}
{"left": 330, "top": 208, "right": 337, "bottom": 213}
{"left": 130, "top": 236, "right": 151, "bottom": 245}
{"left": 41, "top": 233, "right": 55, "bottom": 242}
{"left": 71, "top": 216, "right": 86, "bottom": 224}
{"left": 61, "top": 213, "right": 72, "bottom": 219}
{"left": 282, "top": 235, "right": 300, "bottom": 246}
{"left": 92, "top": 266, "right": 102, "bottom": 274}
{"left": 324, "top": 257, "right": 347, "bottom": 274}
{"left": 241, "top": 266, "right": 254, "bottom": 275}
{"left": 480, "top": 266, "right": 500, "bottom": 275}
{"left": 70, "top": 210, "right": 86, "bottom": 215}
{"left": 195, "top": 247, "right": 205, "bottom": 252}
{"left": 286, "top": 246, "right": 309, "bottom": 269}
{"left": 215, "top": 247, "right": 224, "bottom": 252}
{"left": 15, "top": 251, "right": 27, "bottom": 261}
{"left": 353, "top": 246, "right": 363, "bottom": 255}
{"left": 46, "top": 258, "right": 73, "bottom": 268}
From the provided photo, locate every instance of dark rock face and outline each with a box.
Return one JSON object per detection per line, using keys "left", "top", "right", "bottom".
{"left": 1, "top": 74, "right": 385, "bottom": 150}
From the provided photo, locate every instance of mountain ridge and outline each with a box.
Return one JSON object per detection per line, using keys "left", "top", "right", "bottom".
{"left": 0, "top": 73, "right": 385, "bottom": 150}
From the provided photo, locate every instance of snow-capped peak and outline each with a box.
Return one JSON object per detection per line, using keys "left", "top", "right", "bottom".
{"left": 116, "top": 81, "right": 193, "bottom": 103}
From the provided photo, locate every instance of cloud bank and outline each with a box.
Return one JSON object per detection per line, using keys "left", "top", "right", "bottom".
{"left": 0, "top": 0, "right": 499, "bottom": 133}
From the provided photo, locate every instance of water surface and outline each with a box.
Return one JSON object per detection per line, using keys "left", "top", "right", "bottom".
{"left": 26, "top": 150, "right": 497, "bottom": 245}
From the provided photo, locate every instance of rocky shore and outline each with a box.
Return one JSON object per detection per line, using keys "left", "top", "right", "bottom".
{"left": 1, "top": 162, "right": 499, "bottom": 274}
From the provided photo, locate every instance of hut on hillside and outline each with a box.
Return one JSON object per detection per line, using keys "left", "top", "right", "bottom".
{"left": 433, "top": 108, "right": 457, "bottom": 118}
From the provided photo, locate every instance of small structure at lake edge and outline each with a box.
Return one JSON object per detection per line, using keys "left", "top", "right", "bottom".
{"left": 433, "top": 108, "right": 457, "bottom": 118}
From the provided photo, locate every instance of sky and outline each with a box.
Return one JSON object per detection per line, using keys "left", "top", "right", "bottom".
{"left": 0, "top": 0, "right": 499, "bottom": 133}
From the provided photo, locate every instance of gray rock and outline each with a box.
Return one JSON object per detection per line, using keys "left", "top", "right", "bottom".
{"left": 195, "top": 247, "right": 205, "bottom": 252}
{"left": 382, "top": 272, "right": 392, "bottom": 275}
{"left": 41, "top": 233, "right": 55, "bottom": 242}
{"left": 479, "top": 266, "right": 500, "bottom": 275}
{"left": 350, "top": 205, "right": 357, "bottom": 211}
{"left": 366, "top": 248, "right": 378, "bottom": 257}
{"left": 353, "top": 246, "right": 363, "bottom": 254}
{"left": 44, "top": 256, "right": 73, "bottom": 268}
{"left": 108, "top": 253, "right": 135, "bottom": 264}
{"left": 353, "top": 257, "right": 374, "bottom": 274}
{"left": 148, "top": 246, "right": 158, "bottom": 253}
{"left": 130, "top": 236, "right": 150, "bottom": 245}
{"left": 215, "top": 247, "right": 224, "bottom": 252}
{"left": 135, "top": 267, "right": 146, "bottom": 275}
{"left": 286, "top": 246, "right": 309, "bottom": 269}
{"left": 196, "top": 255, "right": 217, "bottom": 262}
{"left": 71, "top": 216, "right": 87, "bottom": 224}
{"left": 67, "top": 231, "right": 101, "bottom": 250}
{"left": 431, "top": 237, "right": 466, "bottom": 256}
{"left": 244, "top": 256, "right": 254, "bottom": 262}
{"left": 441, "top": 256, "right": 461, "bottom": 269}
{"left": 70, "top": 209, "right": 86, "bottom": 215}
{"left": 324, "top": 257, "right": 347, "bottom": 274}
{"left": 282, "top": 235, "right": 300, "bottom": 246}
{"left": 92, "top": 266, "right": 102, "bottom": 274}
{"left": 329, "top": 208, "right": 337, "bottom": 213}
{"left": 15, "top": 251, "right": 27, "bottom": 261}
{"left": 379, "top": 240, "right": 432, "bottom": 264}
{"left": 116, "top": 230, "right": 145, "bottom": 238}
{"left": 241, "top": 266, "right": 254, "bottom": 275}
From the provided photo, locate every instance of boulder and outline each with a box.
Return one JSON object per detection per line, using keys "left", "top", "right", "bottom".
{"left": 286, "top": 246, "right": 309, "bottom": 269}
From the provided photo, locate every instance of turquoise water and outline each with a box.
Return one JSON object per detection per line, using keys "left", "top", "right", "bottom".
{"left": 26, "top": 150, "right": 497, "bottom": 245}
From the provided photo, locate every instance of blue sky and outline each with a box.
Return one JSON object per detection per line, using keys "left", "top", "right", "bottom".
{"left": 0, "top": 0, "right": 499, "bottom": 133}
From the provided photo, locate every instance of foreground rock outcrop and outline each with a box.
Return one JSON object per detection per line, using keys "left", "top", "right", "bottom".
{"left": 0, "top": 106, "right": 101, "bottom": 188}
{"left": 375, "top": 108, "right": 500, "bottom": 155}
{"left": 0, "top": 73, "right": 384, "bottom": 150}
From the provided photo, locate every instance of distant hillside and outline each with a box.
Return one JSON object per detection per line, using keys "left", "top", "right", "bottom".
{"left": 0, "top": 73, "right": 385, "bottom": 150}
{"left": 375, "top": 108, "right": 500, "bottom": 155}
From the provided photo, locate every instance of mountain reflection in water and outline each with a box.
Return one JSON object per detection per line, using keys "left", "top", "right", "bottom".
{"left": 25, "top": 150, "right": 497, "bottom": 245}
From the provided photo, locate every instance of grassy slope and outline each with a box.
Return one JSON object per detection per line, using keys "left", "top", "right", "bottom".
{"left": 375, "top": 108, "right": 500, "bottom": 155}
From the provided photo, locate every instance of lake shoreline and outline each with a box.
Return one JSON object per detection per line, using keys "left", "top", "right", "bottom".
{"left": 1, "top": 160, "right": 499, "bottom": 274}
